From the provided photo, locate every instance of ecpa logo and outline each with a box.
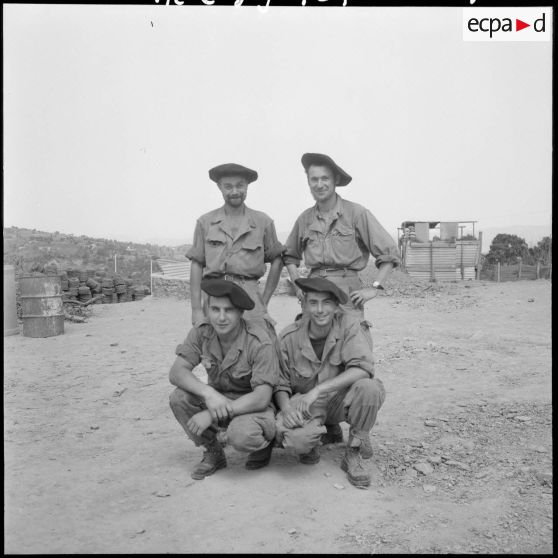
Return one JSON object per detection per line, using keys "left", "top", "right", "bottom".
{"left": 463, "top": 8, "right": 552, "bottom": 42}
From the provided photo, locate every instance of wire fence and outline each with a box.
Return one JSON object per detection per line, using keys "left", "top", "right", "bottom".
{"left": 480, "top": 262, "right": 552, "bottom": 282}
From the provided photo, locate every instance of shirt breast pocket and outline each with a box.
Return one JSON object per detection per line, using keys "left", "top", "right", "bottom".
{"left": 329, "top": 223, "right": 361, "bottom": 263}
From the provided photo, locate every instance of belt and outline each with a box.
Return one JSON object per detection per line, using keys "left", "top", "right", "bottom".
{"left": 210, "top": 273, "right": 259, "bottom": 283}
{"left": 309, "top": 268, "right": 359, "bottom": 278}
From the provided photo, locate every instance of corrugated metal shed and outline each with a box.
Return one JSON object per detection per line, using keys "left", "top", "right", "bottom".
{"left": 405, "top": 242, "right": 457, "bottom": 282}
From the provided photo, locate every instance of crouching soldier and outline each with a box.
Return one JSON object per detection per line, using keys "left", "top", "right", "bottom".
{"left": 274, "top": 278, "right": 386, "bottom": 488}
{"left": 169, "top": 279, "right": 279, "bottom": 480}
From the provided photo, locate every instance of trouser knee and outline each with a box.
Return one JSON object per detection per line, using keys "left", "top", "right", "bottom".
{"left": 344, "top": 378, "right": 386, "bottom": 432}
{"left": 227, "top": 412, "right": 275, "bottom": 453}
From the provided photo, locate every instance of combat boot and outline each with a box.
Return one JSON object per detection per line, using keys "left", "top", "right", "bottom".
{"left": 340, "top": 448, "right": 371, "bottom": 488}
{"left": 245, "top": 444, "right": 273, "bottom": 470}
{"left": 320, "top": 423, "right": 343, "bottom": 445}
{"left": 299, "top": 446, "right": 321, "bottom": 464}
{"left": 191, "top": 442, "right": 227, "bottom": 480}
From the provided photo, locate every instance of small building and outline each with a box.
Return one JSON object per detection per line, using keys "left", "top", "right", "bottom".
{"left": 398, "top": 220, "right": 482, "bottom": 282}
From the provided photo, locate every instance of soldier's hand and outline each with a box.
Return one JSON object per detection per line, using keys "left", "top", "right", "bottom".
{"left": 349, "top": 287, "right": 378, "bottom": 308}
{"left": 187, "top": 410, "right": 214, "bottom": 436}
{"left": 191, "top": 308, "right": 205, "bottom": 327}
{"left": 295, "top": 287, "right": 305, "bottom": 305}
{"left": 292, "top": 390, "right": 319, "bottom": 419}
{"left": 204, "top": 391, "right": 234, "bottom": 422}
{"left": 281, "top": 405, "right": 305, "bottom": 429}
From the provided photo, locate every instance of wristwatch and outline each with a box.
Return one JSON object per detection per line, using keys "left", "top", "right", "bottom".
{"left": 372, "top": 281, "right": 384, "bottom": 290}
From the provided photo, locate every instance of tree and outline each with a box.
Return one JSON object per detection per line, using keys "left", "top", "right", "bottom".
{"left": 486, "top": 234, "right": 528, "bottom": 265}
{"left": 528, "top": 236, "right": 552, "bottom": 265}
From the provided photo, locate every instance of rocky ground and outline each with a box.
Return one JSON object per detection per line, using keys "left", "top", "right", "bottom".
{"left": 3, "top": 278, "right": 552, "bottom": 553}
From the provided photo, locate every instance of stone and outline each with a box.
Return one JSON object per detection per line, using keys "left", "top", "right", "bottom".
{"left": 288, "top": 528, "right": 297, "bottom": 535}
{"left": 333, "top": 484, "right": 345, "bottom": 490}
{"left": 413, "top": 462, "right": 434, "bottom": 475}
{"left": 424, "top": 420, "right": 438, "bottom": 427}
{"left": 427, "top": 455, "right": 442, "bottom": 465}
{"left": 423, "top": 484, "right": 437, "bottom": 493}
{"left": 515, "top": 416, "right": 532, "bottom": 422}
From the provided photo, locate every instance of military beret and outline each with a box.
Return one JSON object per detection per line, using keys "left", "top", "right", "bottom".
{"left": 294, "top": 277, "right": 348, "bottom": 305}
{"left": 301, "top": 153, "right": 352, "bottom": 187}
{"left": 201, "top": 278, "right": 255, "bottom": 310}
{"left": 208, "top": 163, "right": 258, "bottom": 184}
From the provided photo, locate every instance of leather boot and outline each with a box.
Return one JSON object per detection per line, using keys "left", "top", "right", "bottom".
{"left": 320, "top": 423, "right": 343, "bottom": 445}
{"left": 299, "top": 446, "right": 321, "bottom": 465}
{"left": 340, "top": 448, "right": 371, "bottom": 488}
{"left": 245, "top": 444, "right": 273, "bottom": 470}
{"left": 191, "top": 442, "right": 227, "bottom": 480}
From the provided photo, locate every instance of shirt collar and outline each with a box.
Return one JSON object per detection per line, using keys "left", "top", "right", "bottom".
{"left": 298, "top": 312, "right": 343, "bottom": 362}
{"left": 312, "top": 194, "right": 343, "bottom": 221}
{"left": 205, "top": 319, "right": 247, "bottom": 370}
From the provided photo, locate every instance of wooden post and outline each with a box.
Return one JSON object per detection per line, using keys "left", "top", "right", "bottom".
{"left": 430, "top": 241, "right": 435, "bottom": 282}
{"left": 150, "top": 259, "right": 153, "bottom": 296}
{"left": 518, "top": 260, "right": 522, "bottom": 279}
{"left": 476, "top": 232, "right": 483, "bottom": 280}
{"left": 497, "top": 262, "right": 501, "bottom": 282}
{"left": 536, "top": 261, "right": 541, "bottom": 279}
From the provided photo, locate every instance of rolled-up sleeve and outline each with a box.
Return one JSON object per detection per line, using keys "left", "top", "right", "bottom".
{"left": 283, "top": 218, "right": 304, "bottom": 267}
{"left": 341, "top": 322, "right": 375, "bottom": 377}
{"left": 273, "top": 338, "right": 294, "bottom": 395}
{"left": 175, "top": 327, "right": 203, "bottom": 369}
{"left": 185, "top": 220, "right": 206, "bottom": 265}
{"left": 355, "top": 209, "right": 401, "bottom": 268}
{"left": 263, "top": 219, "right": 286, "bottom": 263}
{"left": 249, "top": 340, "right": 280, "bottom": 390}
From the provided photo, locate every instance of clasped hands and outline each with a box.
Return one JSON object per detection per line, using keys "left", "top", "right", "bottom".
{"left": 280, "top": 389, "right": 320, "bottom": 428}
{"left": 187, "top": 390, "right": 234, "bottom": 436}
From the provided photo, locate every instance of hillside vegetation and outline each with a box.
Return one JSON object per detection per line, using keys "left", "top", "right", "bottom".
{"left": 3, "top": 226, "right": 190, "bottom": 287}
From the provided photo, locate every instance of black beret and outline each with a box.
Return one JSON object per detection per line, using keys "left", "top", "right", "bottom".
{"left": 301, "top": 153, "right": 352, "bottom": 187}
{"left": 201, "top": 278, "right": 255, "bottom": 311}
{"left": 208, "top": 163, "right": 258, "bottom": 184}
{"left": 294, "top": 277, "right": 348, "bottom": 305}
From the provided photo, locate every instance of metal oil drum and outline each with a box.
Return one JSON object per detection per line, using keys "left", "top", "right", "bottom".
{"left": 4, "top": 265, "right": 19, "bottom": 336}
{"left": 19, "top": 274, "right": 64, "bottom": 337}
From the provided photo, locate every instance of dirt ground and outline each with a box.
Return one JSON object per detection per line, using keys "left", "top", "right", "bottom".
{"left": 4, "top": 279, "right": 552, "bottom": 554}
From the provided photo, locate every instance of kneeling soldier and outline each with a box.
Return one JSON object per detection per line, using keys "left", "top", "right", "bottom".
{"left": 274, "top": 278, "right": 386, "bottom": 488}
{"left": 169, "top": 279, "right": 279, "bottom": 480}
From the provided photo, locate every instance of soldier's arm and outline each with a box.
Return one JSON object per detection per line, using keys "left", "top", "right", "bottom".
{"left": 228, "top": 384, "right": 273, "bottom": 416}
{"left": 189, "top": 261, "right": 204, "bottom": 326}
{"left": 261, "top": 256, "right": 283, "bottom": 306}
{"left": 169, "top": 355, "right": 232, "bottom": 420}
{"left": 186, "top": 220, "right": 207, "bottom": 326}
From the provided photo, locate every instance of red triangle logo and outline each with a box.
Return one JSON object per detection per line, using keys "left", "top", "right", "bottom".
{"left": 516, "top": 19, "right": 530, "bottom": 31}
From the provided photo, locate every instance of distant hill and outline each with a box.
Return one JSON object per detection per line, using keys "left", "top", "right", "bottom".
{"left": 3, "top": 226, "right": 188, "bottom": 287}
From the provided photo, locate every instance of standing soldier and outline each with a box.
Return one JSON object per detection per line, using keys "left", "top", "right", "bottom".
{"left": 283, "top": 152, "right": 400, "bottom": 446}
{"left": 187, "top": 163, "right": 285, "bottom": 333}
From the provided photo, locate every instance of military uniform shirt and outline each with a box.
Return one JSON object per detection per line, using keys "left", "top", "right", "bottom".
{"left": 175, "top": 319, "right": 279, "bottom": 399}
{"left": 186, "top": 205, "right": 285, "bottom": 279}
{"left": 283, "top": 195, "right": 400, "bottom": 270}
{"left": 275, "top": 312, "right": 375, "bottom": 397}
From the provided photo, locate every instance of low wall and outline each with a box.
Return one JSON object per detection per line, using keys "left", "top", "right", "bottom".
{"left": 152, "top": 276, "right": 190, "bottom": 300}
{"left": 151, "top": 275, "right": 294, "bottom": 300}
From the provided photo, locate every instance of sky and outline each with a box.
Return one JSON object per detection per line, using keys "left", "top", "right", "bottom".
{"left": 3, "top": 4, "right": 553, "bottom": 250}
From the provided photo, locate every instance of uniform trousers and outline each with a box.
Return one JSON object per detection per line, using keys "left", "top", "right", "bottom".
{"left": 275, "top": 377, "right": 386, "bottom": 454}
{"left": 169, "top": 387, "right": 276, "bottom": 453}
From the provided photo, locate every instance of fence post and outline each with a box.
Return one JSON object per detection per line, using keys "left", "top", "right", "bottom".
{"left": 150, "top": 259, "right": 153, "bottom": 296}
{"left": 497, "top": 262, "right": 501, "bottom": 282}
{"left": 518, "top": 260, "right": 522, "bottom": 279}
{"left": 536, "top": 261, "right": 541, "bottom": 279}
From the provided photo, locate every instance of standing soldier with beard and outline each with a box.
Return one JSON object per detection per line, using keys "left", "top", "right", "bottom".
{"left": 186, "top": 163, "right": 285, "bottom": 336}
